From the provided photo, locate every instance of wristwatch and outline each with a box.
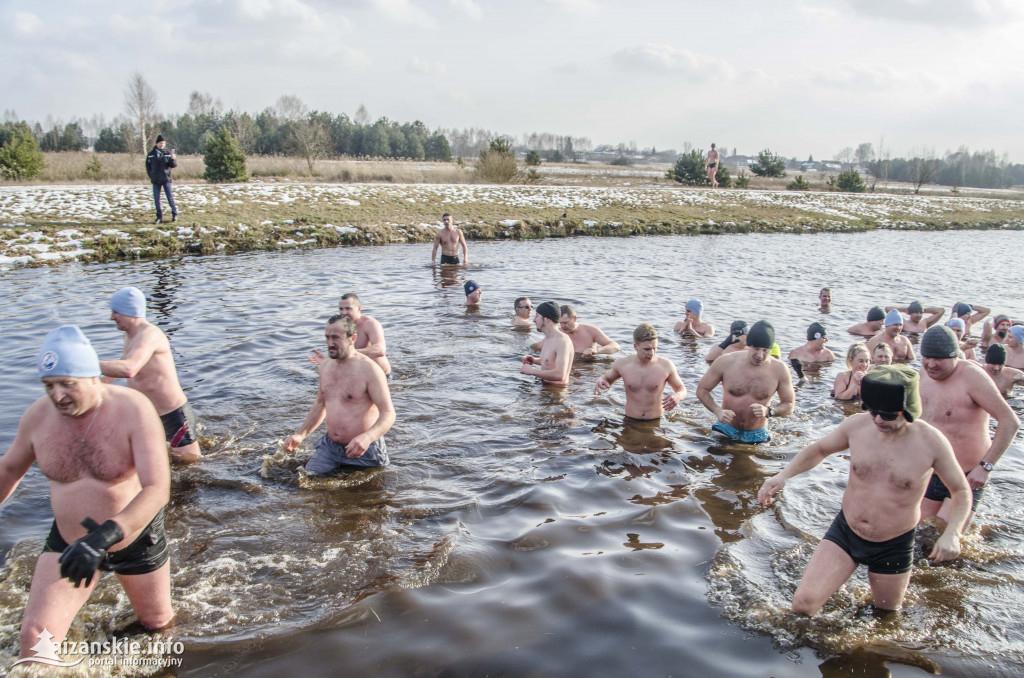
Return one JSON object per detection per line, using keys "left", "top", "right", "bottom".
{"left": 979, "top": 461, "right": 994, "bottom": 472}
{"left": 767, "top": 406, "right": 775, "bottom": 418}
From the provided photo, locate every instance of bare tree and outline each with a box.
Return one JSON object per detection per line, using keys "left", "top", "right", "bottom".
{"left": 834, "top": 146, "right": 855, "bottom": 165}
{"left": 292, "top": 115, "right": 331, "bottom": 173}
{"left": 909, "top": 147, "right": 939, "bottom": 194}
{"left": 354, "top": 104, "right": 371, "bottom": 126}
{"left": 855, "top": 142, "right": 875, "bottom": 164}
{"left": 275, "top": 94, "right": 307, "bottom": 123}
{"left": 123, "top": 72, "right": 159, "bottom": 155}
{"left": 188, "top": 91, "right": 223, "bottom": 118}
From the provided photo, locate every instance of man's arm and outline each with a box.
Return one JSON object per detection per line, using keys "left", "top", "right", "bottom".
{"left": 757, "top": 421, "right": 851, "bottom": 506}
{"left": 431, "top": 232, "right": 441, "bottom": 263}
{"left": 99, "top": 330, "right": 159, "bottom": 379}
{"left": 113, "top": 392, "right": 171, "bottom": 537}
{"left": 922, "top": 307, "right": 945, "bottom": 328}
{"left": 284, "top": 378, "right": 327, "bottom": 451}
{"left": 523, "top": 340, "right": 572, "bottom": 381}
{"left": 865, "top": 331, "right": 885, "bottom": 352}
{"left": 0, "top": 408, "right": 40, "bottom": 505}
{"left": 769, "top": 362, "right": 797, "bottom": 417}
{"left": 594, "top": 361, "right": 622, "bottom": 394}
{"left": 662, "top": 361, "right": 687, "bottom": 411}
{"left": 459, "top": 230, "right": 468, "bottom": 264}
{"left": 357, "top": 318, "right": 387, "bottom": 360}
{"left": 585, "top": 327, "right": 619, "bottom": 357}
{"left": 967, "top": 366, "right": 1021, "bottom": 487}
{"left": 696, "top": 362, "right": 726, "bottom": 419}
{"left": 928, "top": 431, "right": 970, "bottom": 562}
{"left": 969, "top": 304, "right": 990, "bottom": 328}
{"left": 345, "top": 366, "right": 396, "bottom": 457}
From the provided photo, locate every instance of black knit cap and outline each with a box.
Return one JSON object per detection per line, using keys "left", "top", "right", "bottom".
{"left": 536, "top": 301, "right": 560, "bottom": 322}
{"left": 747, "top": 320, "right": 775, "bottom": 349}
{"left": 861, "top": 365, "right": 921, "bottom": 422}
{"left": 986, "top": 343, "right": 1007, "bottom": 365}
{"left": 867, "top": 306, "right": 885, "bottom": 322}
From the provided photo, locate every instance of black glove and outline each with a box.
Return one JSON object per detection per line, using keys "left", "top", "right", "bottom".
{"left": 58, "top": 517, "right": 123, "bottom": 588}
{"left": 790, "top": 358, "right": 805, "bottom": 379}
{"left": 718, "top": 332, "right": 740, "bottom": 350}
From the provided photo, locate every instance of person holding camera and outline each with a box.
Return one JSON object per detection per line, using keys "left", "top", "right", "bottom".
{"left": 146, "top": 135, "right": 178, "bottom": 224}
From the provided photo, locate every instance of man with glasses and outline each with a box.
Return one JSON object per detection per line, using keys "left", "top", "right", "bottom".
{"left": 918, "top": 325, "right": 1020, "bottom": 527}
{"left": 758, "top": 365, "right": 969, "bottom": 616}
{"left": 512, "top": 297, "right": 533, "bottom": 328}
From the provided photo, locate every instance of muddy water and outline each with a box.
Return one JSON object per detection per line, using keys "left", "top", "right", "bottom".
{"left": 1, "top": 230, "right": 1023, "bottom": 677}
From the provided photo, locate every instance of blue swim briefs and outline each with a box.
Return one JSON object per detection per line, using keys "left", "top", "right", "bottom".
{"left": 711, "top": 421, "right": 771, "bottom": 444}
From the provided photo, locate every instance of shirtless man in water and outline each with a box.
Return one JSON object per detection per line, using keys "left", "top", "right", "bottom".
{"left": 287, "top": 315, "right": 395, "bottom": 473}
{"left": 705, "top": 320, "right": 747, "bottom": 363}
{"left": 1, "top": 326, "right": 172, "bottom": 657}
{"left": 311, "top": 293, "right": 391, "bottom": 376}
{"left": 512, "top": 297, "right": 533, "bottom": 328}
{"left": 847, "top": 306, "right": 886, "bottom": 337}
{"left": 594, "top": 323, "right": 686, "bottom": 419}
{"left": 558, "top": 305, "right": 619, "bottom": 358}
{"left": 1003, "top": 326, "right": 1024, "bottom": 369}
{"left": 918, "top": 325, "right": 1020, "bottom": 526}
{"left": 697, "top": 320, "right": 795, "bottom": 444}
{"left": 431, "top": 213, "right": 468, "bottom": 265}
{"left": 674, "top": 299, "right": 715, "bottom": 338}
{"left": 521, "top": 301, "right": 572, "bottom": 384}
{"left": 759, "top": 365, "right": 969, "bottom": 616}
{"left": 885, "top": 301, "right": 943, "bottom": 334}
{"left": 705, "top": 143, "right": 720, "bottom": 189}
{"left": 983, "top": 344, "right": 1024, "bottom": 397}
{"left": 866, "top": 310, "right": 915, "bottom": 361}
{"left": 100, "top": 287, "right": 201, "bottom": 462}
{"left": 980, "top": 313, "right": 1014, "bottom": 349}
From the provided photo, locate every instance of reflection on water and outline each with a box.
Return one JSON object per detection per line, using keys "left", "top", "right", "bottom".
{"left": 0, "top": 231, "right": 1023, "bottom": 677}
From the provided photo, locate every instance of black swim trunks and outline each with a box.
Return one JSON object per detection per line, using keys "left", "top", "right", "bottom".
{"left": 440, "top": 254, "right": 460, "bottom": 265}
{"left": 822, "top": 509, "right": 915, "bottom": 575}
{"left": 160, "top": 402, "right": 198, "bottom": 448}
{"left": 43, "top": 509, "right": 169, "bottom": 576}
{"left": 305, "top": 434, "right": 389, "bottom": 474}
{"left": 924, "top": 472, "right": 985, "bottom": 511}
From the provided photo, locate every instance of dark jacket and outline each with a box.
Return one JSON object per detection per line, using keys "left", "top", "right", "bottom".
{"left": 146, "top": 146, "right": 177, "bottom": 184}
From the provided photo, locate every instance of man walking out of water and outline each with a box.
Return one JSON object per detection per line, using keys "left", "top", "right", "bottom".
{"left": 866, "top": 310, "right": 915, "bottom": 361}
{"left": 2, "top": 326, "right": 173, "bottom": 656}
{"left": 100, "top": 287, "right": 201, "bottom": 462}
{"left": 521, "top": 301, "right": 572, "bottom": 385}
{"left": 918, "top": 325, "right": 1020, "bottom": 526}
{"left": 311, "top": 293, "right": 391, "bottom": 376}
{"left": 431, "top": 213, "right": 468, "bottom": 265}
{"left": 286, "top": 315, "right": 395, "bottom": 473}
{"left": 594, "top": 323, "right": 686, "bottom": 420}
{"left": 697, "top": 320, "right": 795, "bottom": 443}
{"left": 758, "top": 365, "right": 969, "bottom": 616}
{"left": 705, "top": 143, "right": 720, "bottom": 189}
{"left": 146, "top": 135, "right": 177, "bottom": 224}
{"left": 558, "top": 305, "right": 620, "bottom": 358}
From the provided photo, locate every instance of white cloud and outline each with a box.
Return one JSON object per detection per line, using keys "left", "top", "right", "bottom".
{"left": 367, "top": 0, "right": 437, "bottom": 27}
{"left": 840, "top": 0, "right": 1024, "bottom": 27}
{"left": 448, "top": 0, "right": 483, "bottom": 20}
{"left": 806, "top": 62, "right": 939, "bottom": 92}
{"left": 611, "top": 43, "right": 734, "bottom": 81}
{"left": 14, "top": 11, "right": 42, "bottom": 35}
{"left": 407, "top": 57, "right": 447, "bottom": 76}
{"left": 538, "top": 0, "right": 600, "bottom": 15}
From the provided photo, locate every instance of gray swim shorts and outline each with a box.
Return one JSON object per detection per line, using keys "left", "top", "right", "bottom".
{"left": 305, "top": 433, "right": 389, "bottom": 474}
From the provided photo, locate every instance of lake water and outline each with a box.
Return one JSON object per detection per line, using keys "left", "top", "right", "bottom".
{"left": 1, "top": 230, "right": 1023, "bottom": 677}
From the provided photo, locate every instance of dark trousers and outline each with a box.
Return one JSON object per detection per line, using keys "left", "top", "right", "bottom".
{"left": 152, "top": 182, "right": 177, "bottom": 220}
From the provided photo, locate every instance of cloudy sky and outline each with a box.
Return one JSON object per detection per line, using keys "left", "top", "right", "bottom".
{"left": 3, "top": 0, "right": 1022, "bottom": 162}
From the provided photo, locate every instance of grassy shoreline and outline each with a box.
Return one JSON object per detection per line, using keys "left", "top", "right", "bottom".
{"left": 3, "top": 169, "right": 1024, "bottom": 268}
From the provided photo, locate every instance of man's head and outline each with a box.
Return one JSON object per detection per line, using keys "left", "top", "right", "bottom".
{"left": 861, "top": 365, "right": 921, "bottom": 431}
{"left": 1008, "top": 325, "right": 1024, "bottom": 349}
{"left": 464, "top": 280, "right": 482, "bottom": 304}
{"left": 514, "top": 297, "right": 532, "bottom": 318}
{"left": 986, "top": 343, "right": 1007, "bottom": 374}
{"left": 109, "top": 286, "right": 147, "bottom": 329}
{"left": 441, "top": 213, "right": 453, "bottom": 227}
{"left": 746, "top": 320, "right": 774, "bottom": 366}
{"left": 866, "top": 306, "right": 885, "bottom": 323}
{"left": 155, "top": 134, "right": 166, "bottom": 149}
{"left": 710, "top": 143, "right": 716, "bottom": 149}
{"left": 325, "top": 314, "right": 358, "bottom": 359}
{"left": 945, "top": 317, "right": 966, "bottom": 340}
{"left": 38, "top": 325, "right": 102, "bottom": 416}
{"left": 535, "top": 301, "right": 560, "bottom": 330}
{"left": 819, "top": 287, "right": 832, "bottom": 306}
{"left": 559, "top": 305, "right": 578, "bottom": 333}
{"left": 952, "top": 301, "right": 973, "bottom": 319}
{"left": 338, "top": 293, "right": 362, "bottom": 320}
{"left": 806, "top": 321, "right": 827, "bottom": 347}
{"left": 921, "top": 325, "right": 960, "bottom": 381}
{"left": 685, "top": 299, "right": 704, "bottom": 320}
{"left": 872, "top": 343, "right": 893, "bottom": 365}
{"left": 908, "top": 301, "right": 924, "bottom": 322}
{"left": 883, "top": 309, "right": 903, "bottom": 337}
{"left": 633, "top": 323, "right": 658, "bottom": 363}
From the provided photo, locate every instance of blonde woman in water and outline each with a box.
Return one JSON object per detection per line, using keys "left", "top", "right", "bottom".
{"left": 833, "top": 343, "right": 870, "bottom": 400}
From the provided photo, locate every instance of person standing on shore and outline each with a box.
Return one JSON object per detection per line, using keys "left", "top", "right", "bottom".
{"left": 431, "top": 213, "right": 468, "bottom": 265}
{"left": 146, "top": 135, "right": 177, "bottom": 224}
{"left": 705, "top": 143, "right": 720, "bottom": 189}
{"left": 100, "top": 287, "right": 202, "bottom": 462}
{"left": 2, "top": 326, "right": 174, "bottom": 656}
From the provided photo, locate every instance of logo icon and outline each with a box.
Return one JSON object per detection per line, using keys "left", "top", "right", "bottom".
{"left": 13, "top": 629, "right": 83, "bottom": 667}
{"left": 39, "top": 351, "right": 58, "bottom": 372}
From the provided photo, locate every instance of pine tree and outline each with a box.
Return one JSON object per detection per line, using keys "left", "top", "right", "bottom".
{"left": 203, "top": 127, "right": 248, "bottom": 183}
{"left": 0, "top": 123, "right": 46, "bottom": 180}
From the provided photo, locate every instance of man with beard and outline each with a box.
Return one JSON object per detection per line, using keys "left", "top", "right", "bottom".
{"left": 594, "top": 323, "right": 686, "bottom": 420}
{"left": 310, "top": 293, "right": 391, "bottom": 376}
{"left": 697, "top": 320, "right": 795, "bottom": 443}
{"left": 521, "top": 301, "right": 573, "bottom": 385}
{"left": 287, "top": 315, "right": 395, "bottom": 473}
